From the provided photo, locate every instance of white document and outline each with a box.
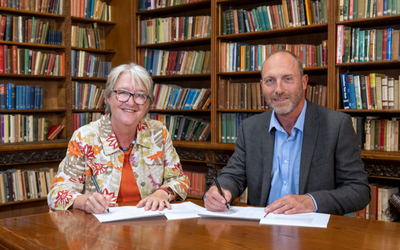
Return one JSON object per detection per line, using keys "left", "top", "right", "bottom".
{"left": 160, "top": 201, "right": 207, "bottom": 220}
{"left": 199, "top": 206, "right": 266, "bottom": 221}
{"left": 260, "top": 212, "right": 330, "bottom": 228}
{"left": 93, "top": 206, "right": 164, "bottom": 223}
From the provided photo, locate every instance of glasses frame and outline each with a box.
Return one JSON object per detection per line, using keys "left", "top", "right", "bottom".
{"left": 112, "top": 89, "right": 150, "bottom": 105}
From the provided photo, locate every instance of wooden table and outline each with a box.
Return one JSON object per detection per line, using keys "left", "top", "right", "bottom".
{"left": 0, "top": 199, "right": 399, "bottom": 249}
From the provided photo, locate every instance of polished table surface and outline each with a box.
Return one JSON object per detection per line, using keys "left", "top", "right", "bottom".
{"left": 0, "top": 199, "right": 400, "bottom": 250}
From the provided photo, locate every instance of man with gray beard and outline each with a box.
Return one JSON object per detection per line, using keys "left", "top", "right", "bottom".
{"left": 204, "top": 51, "right": 370, "bottom": 215}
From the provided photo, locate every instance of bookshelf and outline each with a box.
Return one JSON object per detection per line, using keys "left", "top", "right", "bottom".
{"left": 0, "top": 0, "right": 133, "bottom": 218}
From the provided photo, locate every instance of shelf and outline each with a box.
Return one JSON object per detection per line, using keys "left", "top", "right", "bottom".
{"left": 217, "top": 109, "right": 268, "bottom": 113}
{"left": 337, "top": 109, "right": 400, "bottom": 113}
{"left": 71, "top": 77, "right": 107, "bottom": 81}
{"left": 73, "top": 109, "right": 105, "bottom": 113}
{"left": 71, "top": 47, "right": 117, "bottom": 54}
{"left": 0, "top": 109, "right": 67, "bottom": 114}
{"left": 71, "top": 16, "right": 116, "bottom": 26}
{"left": 368, "top": 176, "right": 400, "bottom": 181}
{"left": 0, "top": 139, "right": 68, "bottom": 152}
{"left": 337, "top": 14, "right": 400, "bottom": 28}
{"left": 218, "top": 67, "right": 327, "bottom": 76}
{"left": 337, "top": 60, "right": 400, "bottom": 69}
{"left": 137, "top": 0, "right": 211, "bottom": 15}
{"left": 217, "top": 23, "right": 328, "bottom": 41}
{"left": 137, "top": 37, "right": 211, "bottom": 49}
{"left": 150, "top": 109, "right": 211, "bottom": 113}
{"left": 361, "top": 150, "right": 400, "bottom": 161}
{"left": 0, "top": 41, "right": 65, "bottom": 50}
{"left": 151, "top": 74, "right": 211, "bottom": 79}
{"left": 0, "top": 197, "right": 47, "bottom": 207}
{"left": 0, "top": 7, "right": 66, "bottom": 19}
{"left": 0, "top": 74, "right": 65, "bottom": 79}
{"left": 172, "top": 141, "right": 212, "bottom": 148}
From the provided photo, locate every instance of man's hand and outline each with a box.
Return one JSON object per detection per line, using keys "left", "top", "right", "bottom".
{"left": 137, "top": 190, "right": 172, "bottom": 211}
{"left": 265, "top": 194, "right": 316, "bottom": 215}
{"left": 204, "top": 186, "right": 231, "bottom": 211}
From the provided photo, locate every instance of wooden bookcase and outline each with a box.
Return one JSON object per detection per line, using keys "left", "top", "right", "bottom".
{"left": 0, "top": 0, "right": 133, "bottom": 218}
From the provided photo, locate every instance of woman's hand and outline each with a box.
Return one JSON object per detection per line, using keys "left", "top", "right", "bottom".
{"left": 137, "top": 190, "right": 171, "bottom": 211}
{"left": 73, "top": 193, "right": 112, "bottom": 214}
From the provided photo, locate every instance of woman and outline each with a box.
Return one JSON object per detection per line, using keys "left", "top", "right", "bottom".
{"left": 48, "top": 63, "right": 189, "bottom": 213}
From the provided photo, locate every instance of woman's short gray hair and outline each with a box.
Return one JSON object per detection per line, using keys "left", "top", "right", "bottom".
{"left": 104, "top": 63, "right": 154, "bottom": 113}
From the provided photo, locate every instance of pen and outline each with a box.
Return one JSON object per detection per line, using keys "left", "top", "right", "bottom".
{"left": 264, "top": 212, "right": 269, "bottom": 218}
{"left": 91, "top": 175, "right": 110, "bottom": 213}
{"left": 213, "top": 177, "right": 229, "bottom": 210}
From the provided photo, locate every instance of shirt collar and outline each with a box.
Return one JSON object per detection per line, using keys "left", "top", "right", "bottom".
{"left": 269, "top": 101, "right": 307, "bottom": 134}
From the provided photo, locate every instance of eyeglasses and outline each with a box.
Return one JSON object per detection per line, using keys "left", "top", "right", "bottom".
{"left": 112, "top": 90, "right": 150, "bottom": 105}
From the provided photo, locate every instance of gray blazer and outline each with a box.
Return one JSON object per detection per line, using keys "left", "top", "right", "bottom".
{"left": 218, "top": 101, "right": 371, "bottom": 215}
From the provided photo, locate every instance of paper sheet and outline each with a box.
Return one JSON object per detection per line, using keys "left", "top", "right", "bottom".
{"left": 160, "top": 202, "right": 207, "bottom": 220}
{"left": 93, "top": 206, "right": 163, "bottom": 223}
{"left": 198, "top": 206, "right": 266, "bottom": 220}
{"left": 260, "top": 212, "right": 330, "bottom": 228}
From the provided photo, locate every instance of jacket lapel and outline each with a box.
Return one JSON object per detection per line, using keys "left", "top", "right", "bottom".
{"left": 299, "top": 101, "right": 319, "bottom": 194}
{"left": 260, "top": 111, "right": 275, "bottom": 207}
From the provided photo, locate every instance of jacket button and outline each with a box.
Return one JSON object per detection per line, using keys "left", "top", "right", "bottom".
{"left": 141, "top": 182, "right": 145, "bottom": 186}
{"left": 134, "top": 163, "right": 138, "bottom": 167}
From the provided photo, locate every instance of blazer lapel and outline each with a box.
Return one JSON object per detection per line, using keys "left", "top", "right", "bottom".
{"left": 299, "top": 101, "right": 319, "bottom": 194}
{"left": 260, "top": 112, "right": 275, "bottom": 207}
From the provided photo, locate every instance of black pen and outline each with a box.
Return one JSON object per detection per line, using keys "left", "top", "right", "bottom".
{"left": 91, "top": 175, "right": 110, "bottom": 213}
{"left": 214, "top": 177, "right": 229, "bottom": 210}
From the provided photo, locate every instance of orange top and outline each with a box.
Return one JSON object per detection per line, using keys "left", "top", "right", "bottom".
{"left": 117, "top": 147, "right": 141, "bottom": 203}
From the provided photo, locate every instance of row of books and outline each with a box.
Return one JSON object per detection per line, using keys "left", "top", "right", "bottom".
{"left": 340, "top": 73, "right": 400, "bottom": 110}
{"left": 147, "top": 114, "right": 211, "bottom": 142}
{"left": 220, "top": 113, "right": 261, "bottom": 143}
{"left": 140, "top": 15, "right": 211, "bottom": 45}
{"left": 305, "top": 84, "right": 328, "bottom": 107}
{"left": 0, "top": 168, "right": 55, "bottom": 203}
{"left": 183, "top": 171, "right": 205, "bottom": 197}
{"left": 139, "top": 49, "right": 211, "bottom": 76}
{"left": 0, "top": 15, "right": 62, "bottom": 45}
{"left": 1, "top": 115, "right": 49, "bottom": 143}
{"left": 336, "top": 26, "right": 400, "bottom": 63}
{"left": 0, "top": 0, "right": 64, "bottom": 14}
{"left": 0, "top": 45, "right": 65, "bottom": 76}
{"left": 138, "top": 0, "right": 201, "bottom": 11}
{"left": 339, "top": 0, "right": 400, "bottom": 21}
{"left": 72, "top": 112, "right": 102, "bottom": 132}
{"left": 71, "top": 50, "right": 111, "bottom": 78}
{"left": 152, "top": 84, "right": 211, "bottom": 110}
{"left": 0, "top": 83, "right": 43, "bottom": 110}
{"left": 355, "top": 184, "right": 399, "bottom": 222}
{"left": 220, "top": 42, "right": 328, "bottom": 73}
{"left": 71, "top": 23, "right": 102, "bottom": 49}
{"left": 222, "top": 0, "right": 328, "bottom": 35}
{"left": 71, "top": 0, "right": 112, "bottom": 21}
{"left": 353, "top": 116, "right": 400, "bottom": 151}
{"left": 72, "top": 82, "right": 106, "bottom": 110}
{"left": 218, "top": 80, "right": 268, "bottom": 110}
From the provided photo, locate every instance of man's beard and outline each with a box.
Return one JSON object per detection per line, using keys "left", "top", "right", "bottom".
{"left": 267, "top": 88, "right": 304, "bottom": 115}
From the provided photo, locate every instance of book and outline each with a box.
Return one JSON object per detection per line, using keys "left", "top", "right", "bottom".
{"left": 47, "top": 125, "right": 64, "bottom": 140}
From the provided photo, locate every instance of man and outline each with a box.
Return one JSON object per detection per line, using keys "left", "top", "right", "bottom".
{"left": 204, "top": 51, "right": 370, "bottom": 215}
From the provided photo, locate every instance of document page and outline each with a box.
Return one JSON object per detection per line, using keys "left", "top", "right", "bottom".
{"left": 260, "top": 212, "right": 330, "bottom": 228}
{"left": 199, "top": 206, "right": 266, "bottom": 221}
{"left": 93, "top": 206, "right": 163, "bottom": 223}
{"left": 160, "top": 202, "right": 207, "bottom": 220}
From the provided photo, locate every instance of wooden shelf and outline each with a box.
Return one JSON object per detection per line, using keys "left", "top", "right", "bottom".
{"left": 337, "top": 14, "right": 400, "bottom": 28}
{"left": 71, "top": 47, "right": 117, "bottom": 54}
{"left": 368, "top": 176, "right": 400, "bottom": 181}
{"left": 137, "top": 37, "right": 211, "bottom": 49}
{"left": 137, "top": 0, "right": 211, "bottom": 15}
{"left": 0, "top": 109, "right": 67, "bottom": 114}
{"left": 337, "top": 109, "right": 400, "bottom": 113}
{"left": 150, "top": 109, "right": 211, "bottom": 113}
{"left": 0, "top": 41, "right": 65, "bottom": 49}
{"left": 337, "top": 60, "right": 400, "bottom": 69}
{"left": 0, "top": 7, "right": 66, "bottom": 19}
{"left": 73, "top": 109, "right": 105, "bottom": 113}
{"left": 217, "top": 23, "right": 328, "bottom": 41}
{"left": 151, "top": 74, "right": 211, "bottom": 79}
{"left": 0, "top": 139, "right": 68, "bottom": 152}
{"left": 217, "top": 67, "right": 327, "bottom": 76}
{"left": 172, "top": 141, "right": 212, "bottom": 148}
{"left": 0, "top": 74, "right": 65, "bottom": 79}
{"left": 217, "top": 109, "right": 268, "bottom": 113}
{"left": 361, "top": 150, "right": 400, "bottom": 161}
{"left": 71, "top": 77, "right": 107, "bottom": 81}
{"left": 71, "top": 16, "right": 116, "bottom": 25}
{"left": 0, "top": 197, "right": 47, "bottom": 207}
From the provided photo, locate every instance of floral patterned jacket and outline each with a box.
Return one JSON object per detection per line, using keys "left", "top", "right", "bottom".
{"left": 48, "top": 114, "right": 189, "bottom": 211}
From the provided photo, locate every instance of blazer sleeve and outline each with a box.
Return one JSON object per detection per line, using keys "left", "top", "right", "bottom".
{"left": 308, "top": 114, "right": 371, "bottom": 215}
